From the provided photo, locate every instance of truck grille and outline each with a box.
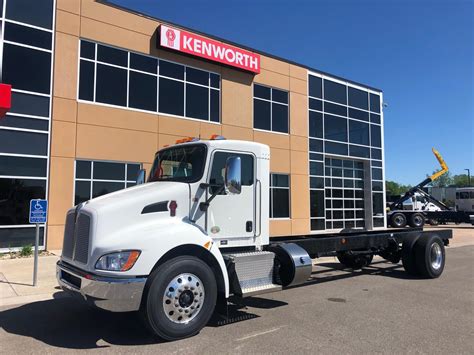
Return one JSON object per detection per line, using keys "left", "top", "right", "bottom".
{"left": 62, "top": 210, "right": 92, "bottom": 264}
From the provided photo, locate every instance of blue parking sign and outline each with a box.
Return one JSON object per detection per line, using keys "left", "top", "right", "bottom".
{"left": 29, "top": 199, "right": 48, "bottom": 224}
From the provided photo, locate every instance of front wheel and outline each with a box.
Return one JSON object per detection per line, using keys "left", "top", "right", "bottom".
{"left": 141, "top": 256, "right": 217, "bottom": 341}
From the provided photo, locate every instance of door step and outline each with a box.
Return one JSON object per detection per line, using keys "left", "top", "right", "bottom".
{"left": 223, "top": 251, "right": 281, "bottom": 297}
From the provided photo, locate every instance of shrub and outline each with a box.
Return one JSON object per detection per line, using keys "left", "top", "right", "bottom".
{"left": 20, "top": 245, "right": 33, "bottom": 257}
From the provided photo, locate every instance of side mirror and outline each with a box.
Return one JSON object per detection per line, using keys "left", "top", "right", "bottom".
{"left": 224, "top": 156, "right": 241, "bottom": 195}
{"left": 136, "top": 169, "right": 146, "bottom": 185}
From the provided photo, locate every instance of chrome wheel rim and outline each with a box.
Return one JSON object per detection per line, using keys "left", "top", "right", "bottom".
{"left": 414, "top": 216, "right": 423, "bottom": 226}
{"left": 394, "top": 216, "right": 404, "bottom": 226}
{"left": 430, "top": 243, "right": 443, "bottom": 270}
{"left": 163, "top": 273, "right": 204, "bottom": 324}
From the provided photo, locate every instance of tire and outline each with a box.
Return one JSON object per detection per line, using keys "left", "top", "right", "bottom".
{"left": 401, "top": 235, "right": 420, "bottom": 276}
{"left": 414, "top": 235, "right": 445, "bottom": 278}
{"left": 429, "top": 219, "right": 439, "bottom": 226}
{"left": 337, "top": 252, "right": 373, "bottom": 270}
{"left": 390, "top": 212, "right": 407, "bottom": 228}
{"left": 409, "top": 213, "right": 425, "bottom": 228}
{"left": 141, "top": 256, "right": 217, "bottom": 341}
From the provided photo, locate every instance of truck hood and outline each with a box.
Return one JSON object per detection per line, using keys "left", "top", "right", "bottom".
{"left": 78, "top": 181, "right": 191, "bottom": 256}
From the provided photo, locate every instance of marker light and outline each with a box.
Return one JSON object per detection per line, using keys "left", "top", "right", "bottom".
{"left": 175, "top": 137, "right": 199, "bottom": 144}
{"left": 95, "top": 250, "right": 141, "bottom": 271}
{"left": 169, "top": 200, "right": 178, "bottom": 217}
{"left": 210, "top": 134, "right": 225, "bottom": 140}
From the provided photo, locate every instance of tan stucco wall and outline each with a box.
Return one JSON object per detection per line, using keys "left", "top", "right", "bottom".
{"left": 47, "top": 0, "right": 310, "bottom": 249}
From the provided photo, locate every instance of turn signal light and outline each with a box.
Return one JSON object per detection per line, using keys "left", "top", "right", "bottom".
{"left": 169, "top": 200, "right": 178, "bottom": 217}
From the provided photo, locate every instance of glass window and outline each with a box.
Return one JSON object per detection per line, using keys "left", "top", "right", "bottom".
{"left": 0, "top": 178, "right": 46, "bottom": 225}
{"left": 370, "top": 113, "right": 381, "bottom": 124}
{"left": 272, "top": 103, "right": 288, "bottom": 133}
{"left": 6, "top": 0, "right": 54, "bottom": 29}
{"left": 78, "top": 60, "right": 95, "bottom": 101}
{"left": 325, "top": 102, "right": 347, "bottom": 117}
{"left": 186, "top": 67, "right": 209, "bottom": 86}
{"left": 186, "top": 84, "right": 208, "bottom": 120}
{"left": 310, "top": 190, "right": 325, "bottom": 217}
{"left": 348, "top": 87, "right": 368, "bottom": 110}
{"left": 10, "top": 92, "right": 49, "bottom": 117}
{"left": 130, "top": 53, "right": 157, "bottom": 74}
{"left": 160, "top": 60, "right": 184, "bottom": 80}
{"left": 309, "top": 75, "right": 322, "bottom": 98}
{"left": 159, "top": 78, "right": 184, "bottom": 116}
{"left": 129, "top": 71, "right": 157, "bottom": 112}
{"left": 373, "top": 193, "right": 384, "bottom": 215}
{"left": 74, "top": 180, "right": 91, "bottom": 206}
{"left": 80, "top": 40, "right": 95, "bottom": 60}
{"left": 0, "top": 227, "right": 45, "bottom": 249}
{"left": 253, "top": 99, "right": 271, "bottom": 131}
{"left": 96, "top": 64, "right": 127, "bottom": 106}
{"left": 0, "top": 115, "right": 49, "bottom": 131}
{"left": 309, "top": 111, "right": 323, "bottom": 138}
{"left": 272, "top": 89, "right": 288, "bottom": 104}
{"left": 210, "top": 90, "right": 220, "bottom": 123}
{"left": 349, "top": 108, "right": 369, "bottom": 121}
{"left": 310, "top": 162, "right": 324, "bottom": 176}
{"left": 371, "top": 148, "right": 382, "bottom": 160}
{"left": 324, "top": 80, "right": 346, "bottom": 104}
{"left": 270, "top": 174, "right": 290, "bottom": 218}
{"left": 210, "top": 73, "right": 220, "bottom": 89}
{"left": 311, "top": 219, "right": 325, "bottom": 231}
{"left": 372, "top": 168, "right": 383, "bottom": 180}
{"left": 93, "top": 162, "right": 125, "bottom": 180}
{"left": 3, "top": 44, "right": 51, "bottom": 94}
{"left": 0, "top": 130, "right": 48, "bottom": 156}
{"left": 149, "top": 145, "right": 207, "bottom": 183}
{"left": 97, "top": 44, "right": 128, "bottom": 67}
{"left": 309, "top": 98, "right": 322, "bottom": 111}
{"left": 324, "top": 114, "right": 347, "bottom": 142}
{"left": 349, "top": 120, "right": 369, "bottom": 145}
{"left": 370, "top": 93, "right": 381, "bottom": 113}
{"left": 349, "top": 145, "right": 370, "bottom": 158}
{"left": 371, "top": 125, "right": 382, "bottom": 148}
{"left": 309, "top": 139, "right": 323, "bottom": 152}
{"left": 4, "top": 22, "right": 52, "bottom": 50}
{"left": 0, "top": 156, "right": 47, "bottom": 177}
{"left": 254, "top": 84, "right": 271, "bottom": 100}
{"left": 325, "top": 141, "right": 348, "bottom": 156}
{"left": 253, "top": 84, "right": 289, "bottom": 133}
{"left": 75, "top": 160, "right": 91, "bottom": 179}
{"left": 208, "top": 152, "right": 254, "bottom": 194}
{"left": 74, "top": 160, "right": 141, "bottom": 205}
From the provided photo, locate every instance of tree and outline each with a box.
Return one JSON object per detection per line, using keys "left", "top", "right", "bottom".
{"left": 452, "top": 174, "right": 471, "bottom": 187}
{"left": 428, "top": 170, "right": 453, "bottom": 187}
{"left": 386, "top": 180, "right": 412, "bottom": 198}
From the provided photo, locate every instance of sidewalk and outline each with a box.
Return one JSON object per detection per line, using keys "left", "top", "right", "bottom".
{"left": 0, "top": 226, "right": 472, "bottom": 308}
{"left": 0, "top": 251, "right": 64, "bottom": 308}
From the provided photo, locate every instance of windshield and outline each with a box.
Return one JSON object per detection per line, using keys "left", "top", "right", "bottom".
{"left": 149, "top": 144, "right": 207, "bottom": 183}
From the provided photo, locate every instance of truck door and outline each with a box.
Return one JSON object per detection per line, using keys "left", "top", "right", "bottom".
{"left": 205, "top": 150, "right": 256, "bottom": 246}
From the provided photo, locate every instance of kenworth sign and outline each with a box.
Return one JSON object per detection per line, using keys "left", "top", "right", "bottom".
{"left": 159, "top": 25, "right": 260, "bottom": 74}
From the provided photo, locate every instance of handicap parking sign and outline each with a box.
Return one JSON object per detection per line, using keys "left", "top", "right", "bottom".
{"left": 29, "top": 199, "right": 48, "bottom": 224}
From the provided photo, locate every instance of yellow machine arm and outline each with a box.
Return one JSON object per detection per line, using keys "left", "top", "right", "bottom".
{"left": 430, "top": 148, "right": 449, "bottom": 181}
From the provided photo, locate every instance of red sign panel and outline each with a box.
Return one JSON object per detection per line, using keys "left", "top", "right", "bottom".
{"left": 0, "top": 84, "right": 12, "bottom": 118}
{"left": 160, "top": 25, "right": 260, "bottom": 74}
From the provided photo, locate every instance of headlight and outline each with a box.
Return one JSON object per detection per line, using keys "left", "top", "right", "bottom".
{"left": 95, "top": 250, "right": 141, "bottom": 271}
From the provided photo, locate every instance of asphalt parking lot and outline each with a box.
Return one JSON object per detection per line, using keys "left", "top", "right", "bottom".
{"left": 1, "top": 243, "right": 473, "bottom": 354}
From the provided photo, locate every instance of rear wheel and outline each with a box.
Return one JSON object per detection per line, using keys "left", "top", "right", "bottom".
{"left": 409, "top": 213, "right": 425, "bottom": 228}
{"left": 390, "top": 212, "right": 407, "bottom": 228}
{"left": 414, "top": 235, "right": 445, "bottom": 278}
{"left": 401, "top": 235, "right": 420, "bottom": 276}
{"left": 337, "top": 252, "right": 373, "bottom": 270}
{"left": 141, "top": 256, "right": 217, "bottom": 341}
{"left": 428, "top": 219, "right": 439, "bottom": 226}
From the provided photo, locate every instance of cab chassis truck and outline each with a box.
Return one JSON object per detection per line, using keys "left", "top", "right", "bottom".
{"left": 387, "top": 148, "right": 474, "bottom": 227}
{"left": 57, "top": 139, "right": 452, "bottom": 341}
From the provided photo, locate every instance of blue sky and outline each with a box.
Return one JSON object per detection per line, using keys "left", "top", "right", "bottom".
{"left": 111, "top": 0, "right": 473, "bottom": 185}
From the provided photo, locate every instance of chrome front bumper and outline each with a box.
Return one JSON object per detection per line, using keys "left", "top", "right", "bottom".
{"left": 56, "top": 260, "right": 147, "bottom": 312}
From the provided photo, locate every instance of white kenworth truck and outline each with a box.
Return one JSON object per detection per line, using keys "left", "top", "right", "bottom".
{"left": 57, "top": 137, "right": 452, "bottom": 341}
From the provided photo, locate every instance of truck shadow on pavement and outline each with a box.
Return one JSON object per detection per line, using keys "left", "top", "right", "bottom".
{"left": 0, "top": 261, "right": 416, "bottom": 349}
{"left": 0, "top": 294, "right": 160, "bottom": 349}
